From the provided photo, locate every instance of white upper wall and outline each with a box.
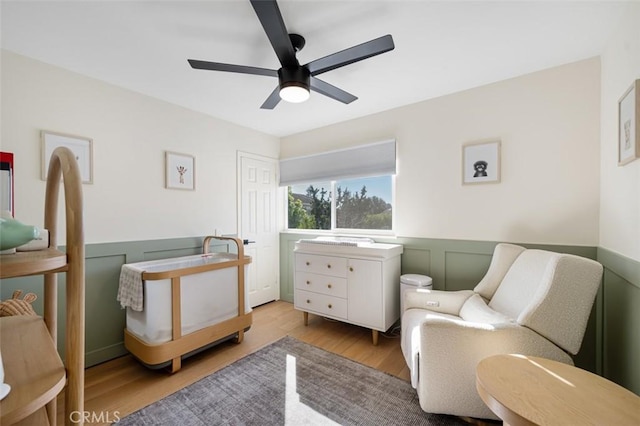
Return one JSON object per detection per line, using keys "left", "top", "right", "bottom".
{"left": 599, "top": 3, "right": 640, "bottom": 261}
{"left": 2, "top": 48, "right": 610, "bottom": 250}
{"left": 281, "top": 58, "right": 601, "bottom": 246}
{"left": 1, "top": 50, "right": 280, "bottom": 244}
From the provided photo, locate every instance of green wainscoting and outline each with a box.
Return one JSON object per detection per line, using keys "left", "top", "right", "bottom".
{"left": 1, "top": 234, "right": 637, "bottom": 395}
{"left": 597, "top": 247, "right": 640, "bottom": 395}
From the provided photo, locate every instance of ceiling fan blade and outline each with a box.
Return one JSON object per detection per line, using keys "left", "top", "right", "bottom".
{"left": 305, "top": 34, "right": 395, "bottom": 76}
{"left": 310, "top": 77, "right": 357, "bottom": 104}
{"left": 250, "top": 0, "right": 298, "bottom": 68}
{"left": 188, "top": 60, "right": 278, "bottom": 77}
{"left": 260, "top": 86, "right": 282, "bottom": 109}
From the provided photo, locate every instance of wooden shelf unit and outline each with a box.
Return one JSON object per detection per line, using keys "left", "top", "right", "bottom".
{"left": 0, "top": 316, "right": 66, "bottom": 424}
{"left": 0, "top": 147, "right": 85, "bottom": 425}
{"left": 0, "top": 249, "right": 68, "bottom": 278}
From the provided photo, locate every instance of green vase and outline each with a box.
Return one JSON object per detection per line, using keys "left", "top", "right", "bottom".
{"left": 0, "top": 215, "right": 40, "bottom": 251}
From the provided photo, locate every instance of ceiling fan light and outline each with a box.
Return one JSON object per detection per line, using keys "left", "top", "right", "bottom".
{"left": 279, "top": 84, "right": 310, "bottom": 103}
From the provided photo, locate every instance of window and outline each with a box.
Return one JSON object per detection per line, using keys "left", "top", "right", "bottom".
{"left": 281, "top": 140, "right": 396, "bottom": 232}
{"left": 288, "top": 175, "right": 393, "bottom": 231}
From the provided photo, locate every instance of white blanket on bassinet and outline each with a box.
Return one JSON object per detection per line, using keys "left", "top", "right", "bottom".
{"left": 117, "top": 264, "right": 144, "bottom": 312}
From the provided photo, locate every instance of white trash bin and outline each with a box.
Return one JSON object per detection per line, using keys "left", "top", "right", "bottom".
{"left": 400, "top": 274, "right": 433, "bottom": 316}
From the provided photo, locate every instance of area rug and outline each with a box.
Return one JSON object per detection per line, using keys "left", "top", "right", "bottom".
{"left": 118, "top": 336, "right": 467, "bottom": 425}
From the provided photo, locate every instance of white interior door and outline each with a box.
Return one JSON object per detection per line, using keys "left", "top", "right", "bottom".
{"left": 238, "top": 152, "right": 279, "bottom": 307}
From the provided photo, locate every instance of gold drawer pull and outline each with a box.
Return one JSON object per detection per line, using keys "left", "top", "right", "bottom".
{"left": 327, "top": 283, "right": 332, "bottom": 289}
{"left": 328, "top": 304, "right": 332, "bottom": 309}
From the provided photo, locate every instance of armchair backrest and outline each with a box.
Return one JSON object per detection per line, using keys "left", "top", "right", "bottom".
{"left": 488, "top": 250, "right": 558, "bottom": 319}
{"left": 487, "top": 248, "right": 603, "bottom": 355}
{"left": 474, "top": 243, "right": 526, "bottom": 300}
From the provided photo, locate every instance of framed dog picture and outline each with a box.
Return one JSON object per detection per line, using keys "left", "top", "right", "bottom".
{"left": 462, "top": 139, "right": 501, "bottom": 185}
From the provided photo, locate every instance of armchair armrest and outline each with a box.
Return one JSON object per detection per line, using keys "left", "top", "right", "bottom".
{"left": 415, "top": 317, "right": 573, "bottom": 419}
{"left": 404, "top": 289, "right": 474, "bottom": 316}
{"left": 420, "top": 317, "right": 572, "bottom": 362}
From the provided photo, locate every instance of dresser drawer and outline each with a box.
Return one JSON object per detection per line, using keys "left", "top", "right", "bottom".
{"left": 294, "top": 289, "right": 347, "bottom": 320}
{"left": 295, "top": 253, "right": 347, "bottom": 278}
{"left": 295, "top": 272, "right": 348, "bottom": 298}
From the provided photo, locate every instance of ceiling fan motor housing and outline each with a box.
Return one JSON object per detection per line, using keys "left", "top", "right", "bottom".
{"left": 278, "top": 67, "right": 310, "bottom": 91}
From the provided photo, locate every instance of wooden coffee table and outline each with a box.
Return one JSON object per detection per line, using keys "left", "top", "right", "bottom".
{"left": 476, "top": 354, "right": 640, "bottom": 426}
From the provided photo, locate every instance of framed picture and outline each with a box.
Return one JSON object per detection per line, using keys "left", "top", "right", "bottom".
{"left": 462, "top": 139, "right": 501, "bottom": 185}
{"left": 618, "top": 79, "right": 639, "bottom": 166}
{"left": 41, "top": 131, "right": 93, "bottom": 184}
{"left": 165, "top": 151, "right": 195, "bottom": 190}
{"left": 1, "top": 152, "right": 14, "bottom": 215}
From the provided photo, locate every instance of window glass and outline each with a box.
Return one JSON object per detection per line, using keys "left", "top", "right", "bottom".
{"left": 288, "top": 181, "right": 332, "bottom": 230}
{"left": 336, "top": 176, "right": 392, "bottom": 230}
{"left": 287, "top": 175, "right": 393, "bottom": 232}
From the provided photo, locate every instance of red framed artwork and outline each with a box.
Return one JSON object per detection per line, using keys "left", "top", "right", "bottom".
{"left": 0, "top": 152, "right": 14, "bottom": 216}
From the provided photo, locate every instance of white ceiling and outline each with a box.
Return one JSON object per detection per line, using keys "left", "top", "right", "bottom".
{"left": 0, "top": 1, "right": 629, "bottom": 137}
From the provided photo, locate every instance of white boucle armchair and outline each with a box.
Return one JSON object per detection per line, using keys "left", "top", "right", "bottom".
{"left": 400, "top": 243, "right": 603, "bottom": 420}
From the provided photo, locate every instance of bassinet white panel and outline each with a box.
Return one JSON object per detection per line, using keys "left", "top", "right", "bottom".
{"left": 125, "top": 253, "right": 251, "bottom": 345}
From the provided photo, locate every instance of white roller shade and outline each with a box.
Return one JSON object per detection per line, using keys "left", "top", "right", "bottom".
{"left": 279, "top": 139, "right": 396, "bottom": 186}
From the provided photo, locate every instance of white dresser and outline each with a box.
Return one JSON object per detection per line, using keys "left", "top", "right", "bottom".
{"left": 293, "top": 238, "right": 403, "bottom": 345}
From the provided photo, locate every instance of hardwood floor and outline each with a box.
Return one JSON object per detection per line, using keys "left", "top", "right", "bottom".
{"left": 57, "top": 300, "right": 411, "bottom": 425}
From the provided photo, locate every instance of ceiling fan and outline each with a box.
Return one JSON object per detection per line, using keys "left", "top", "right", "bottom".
{"left": 188, "top": 0, "right": 395, "bottom": 109}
